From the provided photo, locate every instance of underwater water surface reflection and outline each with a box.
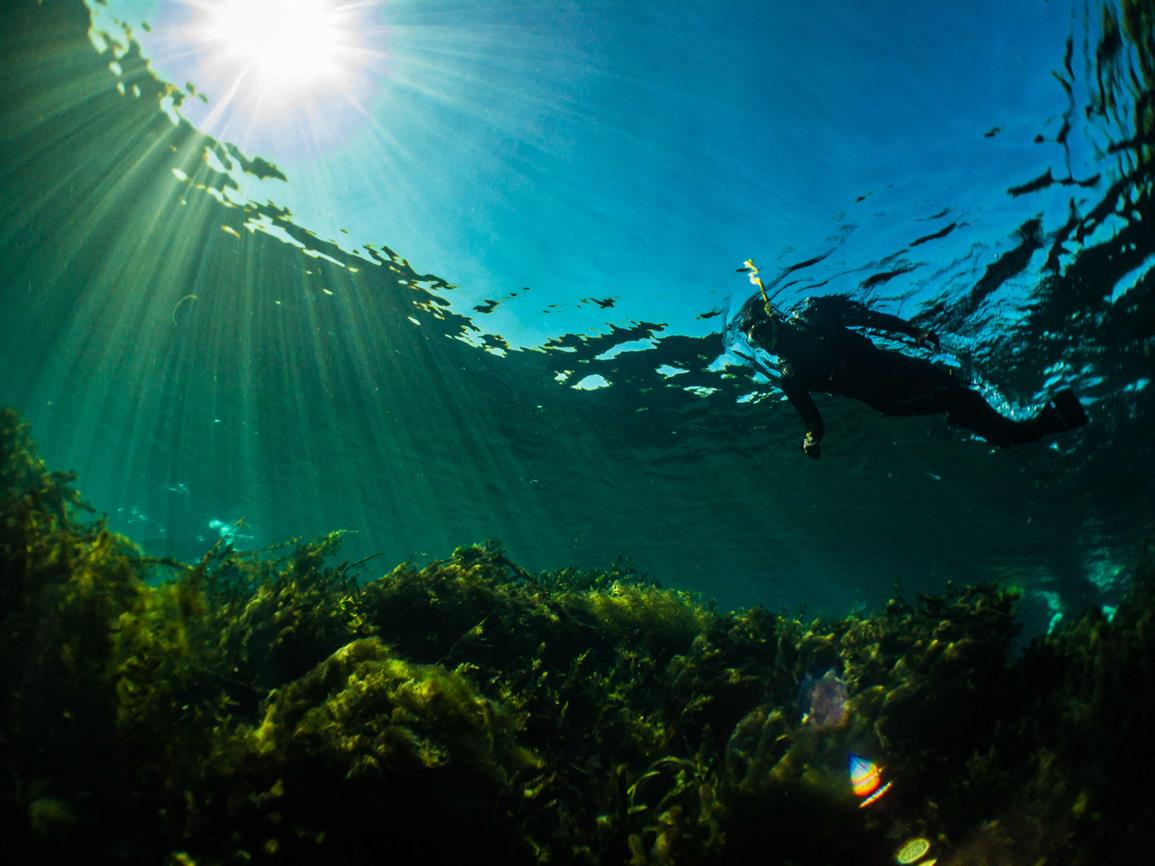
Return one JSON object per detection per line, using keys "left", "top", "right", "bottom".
{"left": 0, "top": 0, "right": 1151, "bottom": 623}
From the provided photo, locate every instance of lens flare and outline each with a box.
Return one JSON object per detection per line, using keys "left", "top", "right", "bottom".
{"left": 895, "top": 837, "right": 932, "bottom": 864}
{"left": 849, "top": 753, "right": 893, "bottom": 807}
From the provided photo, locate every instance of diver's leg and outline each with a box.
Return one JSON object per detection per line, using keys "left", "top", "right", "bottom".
{"left": 934, "top": 388, "right": 1028, "bottom": 446}
{"left": 930, "top": 387, "right": 1088, "bottom": 447}
{"left": 862, "top": 384, "right": 1022, "bottom": 445}
{"left": 842, "top": 349, "right": 1087, "bottom": 446}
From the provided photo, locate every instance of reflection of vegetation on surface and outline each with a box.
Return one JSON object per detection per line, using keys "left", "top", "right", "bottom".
{"left": 1, "top": 406, "right": 1152, "bottom": 864}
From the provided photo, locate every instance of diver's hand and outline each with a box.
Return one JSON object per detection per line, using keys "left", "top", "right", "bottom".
{"left": 803, "top": 431, "right": 822, "bottom": 460}
{"left": 916, "top": 329, "right": 941, "bottom": 351}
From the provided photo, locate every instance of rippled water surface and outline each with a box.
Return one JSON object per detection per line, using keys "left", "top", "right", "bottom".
{"left": 1, "top": 0, "right": 1152, "bottom": 621}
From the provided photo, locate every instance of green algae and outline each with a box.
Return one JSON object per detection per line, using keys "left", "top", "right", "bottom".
{"left": 1, "top": 406, "right": 1153, "bottom": 865}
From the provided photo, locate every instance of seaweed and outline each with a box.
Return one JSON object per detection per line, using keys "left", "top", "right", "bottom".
{"left": 2, "top": 406, "right": 1154, "bottom": 864}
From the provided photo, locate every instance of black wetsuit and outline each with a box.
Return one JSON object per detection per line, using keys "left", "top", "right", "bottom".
{"left": 740, "top": 294, "right": 1087, "bottom": 457}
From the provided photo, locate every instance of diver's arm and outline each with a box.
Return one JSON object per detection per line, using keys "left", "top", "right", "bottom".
{"left": 849, "top": 308, "right": 940, "bottom": 350}
{"left": 840, "top": 302, "right": 920, "bottom": 338}
{"left": 779, "top": 376, "right": 825, "bottom": 459}
{"left": 810, "top": 297, "right": 939, "bottom": 349}
{"left": 854, "top": 308, "right": 919, "bottom": 337}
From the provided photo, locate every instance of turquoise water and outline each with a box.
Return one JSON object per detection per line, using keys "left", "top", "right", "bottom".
{"left": 1, "top": 0, "right": 1152, "bottom": 623}
{"left": 3, "top": 2, "right": 1155, "bottom": 863}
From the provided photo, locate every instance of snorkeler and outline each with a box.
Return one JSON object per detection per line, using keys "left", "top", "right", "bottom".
{"left": 733, "top": 263, "right": 1088, "bottom": 459}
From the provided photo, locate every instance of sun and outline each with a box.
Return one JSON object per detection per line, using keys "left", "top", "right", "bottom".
{"left": 201, "top": 0, "right": 346, "bottom": 89}
{"left": 171, "top": 0, "right": 386, "bottom": 137}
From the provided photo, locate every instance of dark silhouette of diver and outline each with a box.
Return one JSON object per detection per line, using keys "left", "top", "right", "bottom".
{"left": 733, "top": 286, "right": 1088, "bottom": 460}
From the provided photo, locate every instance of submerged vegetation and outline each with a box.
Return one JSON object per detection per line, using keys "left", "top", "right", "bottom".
{"left": 1, "top": 406, "right": 1152, "bottom": 865}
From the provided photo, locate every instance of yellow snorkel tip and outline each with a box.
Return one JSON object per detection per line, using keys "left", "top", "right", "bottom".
{"left": 738, "top": 258, "right": 770, "bottom": 309}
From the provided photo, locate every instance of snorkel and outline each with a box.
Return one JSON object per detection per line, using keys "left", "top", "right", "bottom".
{"left": 734, "top": 258, "right": 783, "bottom": 350}
{"left": 736, "top": 258, "right": 773, "bottom": 317}
{"left": 721, "top": 259, "right": 786, "bottom": 384}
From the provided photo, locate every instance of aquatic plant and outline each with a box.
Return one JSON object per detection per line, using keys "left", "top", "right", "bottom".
{"left": 0, "top": 409, "right": 150, "bottom": 853}
{"left": 3, "top": 406, "right": 1155, "bottom": 864}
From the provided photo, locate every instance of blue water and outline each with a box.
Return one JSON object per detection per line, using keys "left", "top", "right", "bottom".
{"left": 1, "top": 0, "right": 1152, "bottom": 624}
